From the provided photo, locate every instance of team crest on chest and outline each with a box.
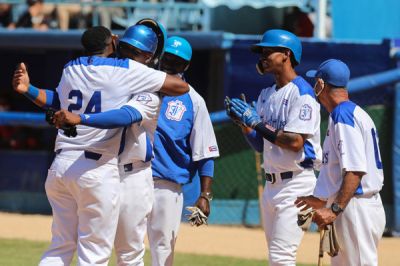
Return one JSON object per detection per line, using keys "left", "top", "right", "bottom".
{"left": 299, "top": 104, "right": 312, "bottom": 120}
{"left": 166, "top": 100, "right": 187, "bottom": 121}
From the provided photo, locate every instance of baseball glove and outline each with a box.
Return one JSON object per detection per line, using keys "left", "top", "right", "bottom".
{"left": 185, "top": 206, "right": 208, "bottom": 226}
{"left": 46, "top": 109, "right": 77, "bottom": 138}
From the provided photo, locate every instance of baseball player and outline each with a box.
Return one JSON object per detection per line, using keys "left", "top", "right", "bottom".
{"left": 225, "top": 29, "right": 322, "bottom": 265}
{"left": 12, "top": 26, "right": 189, "bottom": 266}
{"left": 147, "top": 36, "right": 220, "bottom": 266}
{"left": 296, "top": 59, "right": 385, "bottom": 266}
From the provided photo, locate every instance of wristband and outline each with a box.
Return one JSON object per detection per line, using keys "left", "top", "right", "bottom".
{"left": 24, "top": 84, "right": 39, "bottom": 101}
{"left": 254, "top": 122, "right": 278, "bottom": 143}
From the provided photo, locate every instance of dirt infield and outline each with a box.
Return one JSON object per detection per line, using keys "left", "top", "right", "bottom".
{"left": 0, "top": 212, "right": 398, "bottom": 265}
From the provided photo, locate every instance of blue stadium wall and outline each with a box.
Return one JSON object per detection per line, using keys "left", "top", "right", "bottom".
{"left": 0, "top": 30, "right": 395, "bottom": 227}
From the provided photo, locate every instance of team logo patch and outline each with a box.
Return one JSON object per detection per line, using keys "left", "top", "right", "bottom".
{"left": 136, "top": 93, "right": 152, "bottom": 104}
{"left": 209, "top": 146, "right": 218, "bottom": 152}
{"left": 172, "top": 40, "right": 182, "bottom": 48}
{"left": 299, "top": 104, "right": 312, "bottom": 120}
{"left": 166, "top": 100, "right": 186, "bottom": 121}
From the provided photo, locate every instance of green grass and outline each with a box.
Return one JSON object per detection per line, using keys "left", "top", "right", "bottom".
{"left": 0, "top": 238, "right": 315, "bottom": 266}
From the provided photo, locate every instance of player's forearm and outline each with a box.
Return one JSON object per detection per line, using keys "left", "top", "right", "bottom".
{"left": 244, "top": 129, "right": 263, "bottom": 153}
{"left": 160, "top": 75, "right": 189, "bottom": 96}
{"left": 274, "top": 130, "right": 305, "bottom": 152}
{"left": 79, "top": 105, "right": 142, "bottom": 129}
{"left": 198, "top": 158, "right": 214, "bottom": 192}
{"left": 24, "top": 84, "right": 60, "bottom": 110}
{"left": 334, "top": 171, "right": 364, "bottom": 209}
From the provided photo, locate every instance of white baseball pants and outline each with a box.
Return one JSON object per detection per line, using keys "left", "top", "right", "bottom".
{"left": 331, "top": 193, "right": 385, "bottom": 266}
{"left": 147, "top": 179, "right": 183, "bottom": 266}
{"left": 39, "top": 150, "right": 120, "bottom": 266}
{"left": 114, "top": 164, "right": 154, "bottom": 266}
{"left": 262, "top": 169, "right": 316, "bottom": 266}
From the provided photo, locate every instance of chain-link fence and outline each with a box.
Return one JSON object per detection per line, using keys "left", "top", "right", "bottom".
{"left": 210, "top": 87, "right": 394, "bottom": 227}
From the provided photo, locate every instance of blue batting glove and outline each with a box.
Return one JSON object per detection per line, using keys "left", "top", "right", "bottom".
{"left": 230, "top": 98, "right": 261, "bottom": 128}
{"left": 224, "top": 96, "right": 244, "bottom": 126}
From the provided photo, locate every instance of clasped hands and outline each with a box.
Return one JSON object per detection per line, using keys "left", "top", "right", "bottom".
{"left": 295, "top": 196, "right": 338, "bottom": 229}
{"left": 224, "top": 93, "right": 261, "bottom": 128}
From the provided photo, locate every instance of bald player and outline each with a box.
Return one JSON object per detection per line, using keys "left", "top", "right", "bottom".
{"left": 12, "top": 26, "right": 188, "bottom": 266}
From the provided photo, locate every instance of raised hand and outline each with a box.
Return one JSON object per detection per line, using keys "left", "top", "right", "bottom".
{"left": 12, "top": 63, "right": 30, "bottom": 94}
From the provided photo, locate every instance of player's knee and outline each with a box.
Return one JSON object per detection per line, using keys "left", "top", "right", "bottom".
{"left": 268, "top": 242, "right": 297, "bottom": 266}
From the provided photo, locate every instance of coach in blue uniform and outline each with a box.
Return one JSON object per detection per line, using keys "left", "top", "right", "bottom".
{"left": 147, "top": 36, "right": 220, "bottom": 266}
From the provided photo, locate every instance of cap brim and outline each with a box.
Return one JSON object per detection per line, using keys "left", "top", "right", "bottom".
{"left": 306, "top": 70, "right": 317, "bottom": 78}
{"left": 250, "top": 42, "right": 282, "bottom": 53}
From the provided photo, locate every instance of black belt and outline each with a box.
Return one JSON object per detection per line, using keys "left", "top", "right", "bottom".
{"left": 122, "top": 161, "right": 150, "bottom": 172}
{"left": 55, "top": 149, "right": 102, "bottom": 161}
{"left": 265, "top": 171, "right": 293, "bottom": 184}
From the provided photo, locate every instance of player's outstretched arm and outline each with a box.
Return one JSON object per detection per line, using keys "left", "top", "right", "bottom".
{"left": 53, "top": 106, "right": 142, "bottom": 129}
{"left": 13, "top": 63, "right": 60, "bottom": 109}
{"left": 159, "top": 74, "right": 189, "bottom": 96}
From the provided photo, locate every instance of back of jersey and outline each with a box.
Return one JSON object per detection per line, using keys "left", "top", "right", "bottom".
{"left": 55, "top": 56, "right": 166, "bottom": 156}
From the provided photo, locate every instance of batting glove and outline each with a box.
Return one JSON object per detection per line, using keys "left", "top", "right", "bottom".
{"left": 224, "top": 96, "right": 244, "bottom": 126}
{"left": 230, "top": 98, "right": 261, "bottom": 128}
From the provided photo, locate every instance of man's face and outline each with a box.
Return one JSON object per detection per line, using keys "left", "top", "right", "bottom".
{"left": 119, "top": 43, "right": 153, "bottom": 65}
{"left": 259, "top": 47, "right": 289, "bottom": 73}
{"left": 160, "top": 53, "right": 189, "bottom": 75}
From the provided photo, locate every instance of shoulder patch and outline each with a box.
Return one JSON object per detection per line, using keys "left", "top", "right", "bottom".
{"left": 135, "top": 93, "right": 152, "bottom": 104}
{"left": 292, "top": 76, "right": 315, "bottom": 98}
{"left": 331, "top": 101, "right": 356, "bottom": 127}
{"left": 299, "top": 104, "right": 312, "bottom": 120}
{"left": 165, "top": 100, "right": 187, "bottom": 121}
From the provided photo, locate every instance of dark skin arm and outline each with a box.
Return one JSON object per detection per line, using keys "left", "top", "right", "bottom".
{"left": 160, "top": 74, "right": 189, "bottom": 96}
{"left": 313, "top": 171, "right": 364, "bottom": 228}
{"left": 195, "top": 176, "right": 213, "bottom": 217}
{"left": 241, "top": 126, "right": 307, "bottom": 152}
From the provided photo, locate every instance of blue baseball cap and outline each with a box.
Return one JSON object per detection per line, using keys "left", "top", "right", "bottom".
{"left": 306, "top": 59, "right": 350, "bottom": 87}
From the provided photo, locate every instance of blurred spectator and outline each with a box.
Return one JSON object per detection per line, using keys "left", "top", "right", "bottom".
{"left": 0, "top": 94, "right": 42, "bottom": 150}
{"left": 0, "top": 4, "right": 12, "bottom": 28}
{"left": 283, "top": 6, "right": 314, "bottom": 37}
{"left": 57, "top": 0, "right": 92, "bottom": 30}
{"left": 97, "top": 0, "right": 125, "bottom": 29}
{"left": 8, "top": 0, "right": 49, "bottom": 30}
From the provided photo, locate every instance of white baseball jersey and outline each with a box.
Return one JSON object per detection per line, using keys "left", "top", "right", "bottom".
{"left": 314, "top": 101, "right": 384, "bottom": 199}
{"left": 119, "top": 92, "right": 162, "bottom": 164}
{"left": 256, "top": 76, "right": 322, "bottom": 173}
{"left": 152, "top": 86, "right": 219, "bottom": 184}
{"left": 54, "top": 56, "right": 166, "bottom": 156}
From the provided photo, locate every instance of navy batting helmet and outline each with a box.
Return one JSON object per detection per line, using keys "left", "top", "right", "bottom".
{"left": 119, "top": 25, "right": 158, "bottom": 54}
{"left": 251, "top": 29, "right": 302, "bottom": 64}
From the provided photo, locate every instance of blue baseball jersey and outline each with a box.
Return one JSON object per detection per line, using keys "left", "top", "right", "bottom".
{"left": 152, "top": 87, "right": 219, "bottom": 184}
